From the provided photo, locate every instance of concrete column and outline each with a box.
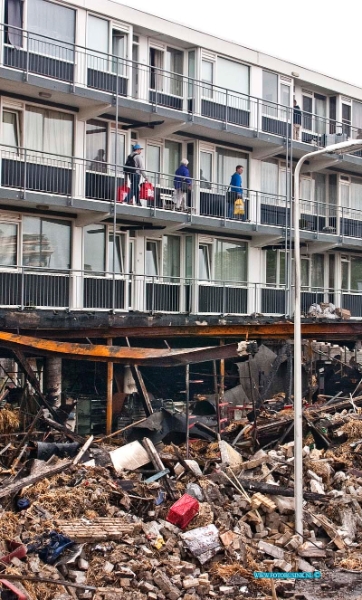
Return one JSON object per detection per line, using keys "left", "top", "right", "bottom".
{"left": 44, "top": 357, "right": 62, "bottom": 408}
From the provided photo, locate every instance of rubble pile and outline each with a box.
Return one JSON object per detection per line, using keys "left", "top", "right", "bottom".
{"left": 3, "top": 403, "right": 362, "bottom": 599}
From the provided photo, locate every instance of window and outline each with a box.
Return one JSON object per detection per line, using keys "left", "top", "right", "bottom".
{"left": 199, "top": 244, "right": 211, "bottom": 280}
{"left": 87, "top": 15, "right": 109, "bottom": 70}
{"left": 146, "top": 240, "right": 160, "bottom": 277}
{"left": 108, "top": 233, "right": 125, "bottom": 274}
{"left": 166, "top": 47, "right": 183, "bottom": 96}
{"left": 200, "top": 152, "right": 212, "bottom": 187}
{"left": 185, "top": 236, "right": 193, "bottom": 279}
{"left": 342, "top": 103, "right": 351, "bottom": 137}
{"left": 86, "top": 120, "right": 107, "bottom": 170}
{"left": 23, "top": 217, "right": 71, "bottom": 269}
{"left": 342, "top": 256, "right": 362, "bottom": 292}
{"left": 266, "top": 249, "right": 286, "bottom": 287}
{"left": 350, "top": 178, "right": 362, "bottom": 211}
{"left": 27, "top": 0, "right": 75, "bottom": 60}
{"left": 300, "top": 177, "right": 313, "bottom": 214}
{"left": 25, "top": 106, "right": 73, "bottom": 157}
{"left": 315, "top": 94, "right": 327, "bottom": 135}
{"left": 146, "top": 144, "right": 161, "bottom": 182}
{"left": 353, "top": 100, "right": 362, "bottom": 135}
{"left": 110, "top": 127, "right": 125, "bottom": 173}
{"left": 262, "top": 71, "right": 278, "bottom": 116}
{"left": 261, "top": 160, "right": 278, "bottom": 204}
{"left": 84, "top": 225, "right": 105, "bottom": 272}
{"left": 5, "top": 0, "right": 23, "bottom": 47}
{"left": 0, "top": 222, "right": 17, "bottom": 266}
{"left": 300, "top": 254, "right": 324, "bottom": 289}
{"left": 163, "top": 235, "right": 180, "bottom": 279}
{"left": 2, "top": 110, "right": 20, "bottom": 149}
{"left": 164, "top": 140, "right": 181, "bottom": 185}
{"left": 216, "top": 147, "right": 248, "bottom": 188}
{"left": 302, "top": 95, "right": 313, "bottom": 130}
{"left": 112, "top": 30, "right": 127, "bottom": 75}
{"left": 214, "top": 240, "right": 247, "bottom": 283}
{"left": 201, "top": 60, "right": 213, "bottom": 98}
{"left": 150, "top": 48, "right": 164, "bottom": 91}
{"left": 188, "top": 51, "right": 195, "bottom": 97}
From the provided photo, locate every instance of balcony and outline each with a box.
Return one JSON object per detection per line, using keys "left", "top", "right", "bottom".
{"left": 0, "top": 267, "right": 361, "bottom": 320}
{"left": 2, "top": 146, "right": 362, "bottom": 244}
{"left": 1, "top": 26, "right": 362, "bottom": 157}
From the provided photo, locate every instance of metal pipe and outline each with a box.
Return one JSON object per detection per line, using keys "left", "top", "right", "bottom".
{"left": 185, "top": 363, "right": 190, "bottom": 458}
{"left": 106, "top": 337, "right": 113, "bottom": 435}
{"left": 293, "top": 138, "right": 362, "bottom": 540}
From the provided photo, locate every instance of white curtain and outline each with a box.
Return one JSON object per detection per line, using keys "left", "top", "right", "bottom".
{"left": 87, "top": 15, "right": 109, "bottom": 71}
{"left": 214, "top": 240, "right": 247, "bottom": 283}
{"left": 217, "top": 57, "right": 249, "bottom": 110}
{"left": 27, "top": 0, "right": 75, "bottom": 60}
{"left": 353, "top": 101, "right": 362, "bottom": 132}
{"left": 261, "top": 161, "right": 278, "bottom": 205}
{"left": 163, "top": 235, "right": 180, "bottom": 278}
{"left": 26, "top": 107, "right": 73, "bottom": 159}
{"left": 216, "top": 148, "right": 247, "bottom": 189}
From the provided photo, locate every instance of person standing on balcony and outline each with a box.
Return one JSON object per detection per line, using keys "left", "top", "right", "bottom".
{"left": 124, "top": 144, "right": 148, "bottom": 206}
{"left": 293, "top": 99, "right": 302, "bottom": 140}
{"left": 228, "top": 165, "right": 244, "bottom": 220}
{"left": 174, "top": 159, "right": 192, "bottom": 211}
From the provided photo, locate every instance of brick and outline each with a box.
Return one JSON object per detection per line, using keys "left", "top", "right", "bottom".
{"left": 258, "top": 541, "right": 285, "bottom": 560}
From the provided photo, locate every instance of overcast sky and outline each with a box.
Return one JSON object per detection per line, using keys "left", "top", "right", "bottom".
{"left": 119, "top": 0, "right": 361, "bottom": 89}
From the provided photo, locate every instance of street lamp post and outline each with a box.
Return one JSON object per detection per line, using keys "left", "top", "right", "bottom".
{"left": 293, "top": 139, "right": 362, "bottom": 539}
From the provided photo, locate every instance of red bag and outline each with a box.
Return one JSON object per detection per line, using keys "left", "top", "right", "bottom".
{"left": 140, "top": 181, "right": 154, "bottom": 201}
{"left": 166, "top": 494, "right": 199, "bottom": 529}
{"left": 117, "top": 185, "right": 130, "bottom": 202}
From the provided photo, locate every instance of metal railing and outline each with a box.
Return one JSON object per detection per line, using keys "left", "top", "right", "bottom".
{"left": 0, "top": 264, "right": 362, "bottom": 318}
{"left": 2, "top": 24, "right": 362, "bottom": 155}
{"left": 3, "top": 145, "right": 362, "bottom": 239}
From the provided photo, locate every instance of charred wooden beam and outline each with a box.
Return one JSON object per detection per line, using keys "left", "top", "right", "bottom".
{"left": 0, "top": 332, "right": 239, "bottom": 366}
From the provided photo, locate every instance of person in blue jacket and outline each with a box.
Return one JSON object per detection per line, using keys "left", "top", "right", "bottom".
{"left": 228, "top": 165, "right": 244, "bottom": 219}
{"left": 174, "top": 159, "right": 192, "bottom": 211}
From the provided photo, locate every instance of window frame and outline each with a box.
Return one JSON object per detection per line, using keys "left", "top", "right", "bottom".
{"left": 0, "top": 220, "right": 19, "bottom": 268}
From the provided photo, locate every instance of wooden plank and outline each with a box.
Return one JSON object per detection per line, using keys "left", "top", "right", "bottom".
{"left": 0, "top": 459, "right": 72, "bottom": 499}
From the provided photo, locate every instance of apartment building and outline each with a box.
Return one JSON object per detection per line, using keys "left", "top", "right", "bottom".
{"left": 1, "top": 0, "right": 362, "bottom": 323}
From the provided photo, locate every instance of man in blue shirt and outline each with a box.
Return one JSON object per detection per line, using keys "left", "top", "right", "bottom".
{"left": 228, "top": 165, "right": 244, "bottom": 219}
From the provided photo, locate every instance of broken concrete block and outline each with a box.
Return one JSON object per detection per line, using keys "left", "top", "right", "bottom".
{"left": 297, "top": 558, "right": 315, "bottom": 572}
{"left": 219, "top": 441, "right": 243, "bottom": 468}
{"left": 258, "top": 540, "right": 285, "bottom": 560}
{"left": 153, "top": 570, "right": 180, "bottom": 600}
{"left": 273, "top": 495, "right": 295, "bottom": 514}
{"left": 174, "top": 460, "right": 203, "bottom": 478}
{"left": 183, "top": 577, "right": 200, "bottom": 589}
{"left": 310, "top": 480, "right": 325, "bottom": 495}
{"left": 298, "top": 541, "right": 327, "bottom": 558}
{"left": 274, "top": 558, "right": 292, "bottom": 572}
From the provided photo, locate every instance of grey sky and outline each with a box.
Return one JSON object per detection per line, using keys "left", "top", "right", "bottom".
{"left": 119, "top": 0, "right": 361, "bottom": 88}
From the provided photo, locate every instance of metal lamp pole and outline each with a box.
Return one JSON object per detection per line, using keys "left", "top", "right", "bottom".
{"left": 293, "top": 138, "right": 362, "bottom": 539}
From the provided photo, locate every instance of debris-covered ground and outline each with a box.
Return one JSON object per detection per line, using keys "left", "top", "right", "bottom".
{"left": 3, "top": 396, "right": 362, "bottom": 600}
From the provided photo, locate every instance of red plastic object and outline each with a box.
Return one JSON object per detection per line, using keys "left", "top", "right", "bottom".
{"left": 0, "top": 543, "right": 27, "bottom": 564}
{"left": 0, "top": 579, "right": 27, "bottom": 599}
{"left": 139, "top": 181, "right": 155, "bottom": 201}
{"left": 166, "top": 493, "right": 199, "bottom": 529}
{"left": 117, "top": 185, "right": 130, "bottom": 202}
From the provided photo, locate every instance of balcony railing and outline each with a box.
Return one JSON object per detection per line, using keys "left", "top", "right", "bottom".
{"left": 3, "top": 145, "right": 362, "bottom": 240}
{"left": 0, "top": 265, "right": 361, "bottom": 319}
{"left": 2, "top": 25, "right": 362, "bottom": 153}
